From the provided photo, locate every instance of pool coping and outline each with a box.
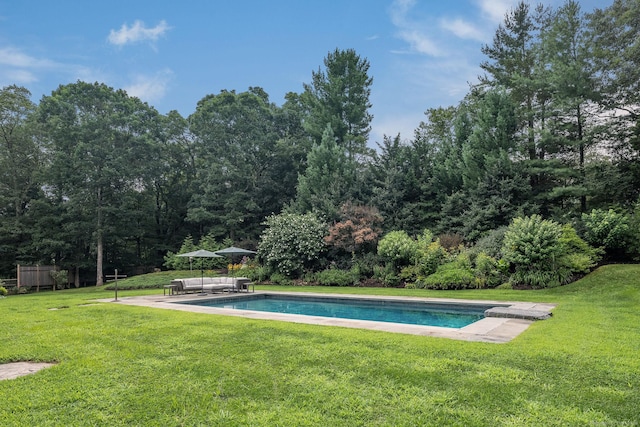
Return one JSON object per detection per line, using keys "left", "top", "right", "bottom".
{"left": 98, "top": 292, "right": 556, "bottom": 343}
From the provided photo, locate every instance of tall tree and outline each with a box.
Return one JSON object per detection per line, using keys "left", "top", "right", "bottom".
{"left": 0, "top": 85, "right": 42, "bottom": 275}
{"left": 188, "top": 88, "right": 290, "bottom": 243}
{"left": 370, "top": 134, "right": 413, "bottom": 233}
{"left": 295, "top": 124, "right": 358, "bottom": 221}
{"left": 480, "top": 1, "right": 541, "bottom": 160}
{"left": 542, "top": 0, "right": 596, "bottom": 213}
{"left": 460, "top": 90, "right": 532, "bottom": 239}
{"left": 140, "top": 110, "right": 198, "bottom": 263}
{"left": 589, "top": 0, "right": 640, "bottom": 130}
{"left": 302, "top": 48, "right": 373, "bottom": 160}
{"left": 38, "top": 81, "right": 160, "bottom": 285}
{"left": 589, "top": 0, "right": 640, "bottom": 204}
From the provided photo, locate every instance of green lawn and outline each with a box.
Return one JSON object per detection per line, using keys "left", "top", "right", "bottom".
{"left": 1, "top": 265, "right": 639, "bottom": 426}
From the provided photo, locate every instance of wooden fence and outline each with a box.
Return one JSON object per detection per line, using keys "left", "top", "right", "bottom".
{"left": 16, "top": 265, "right": 62, "bottom": 291}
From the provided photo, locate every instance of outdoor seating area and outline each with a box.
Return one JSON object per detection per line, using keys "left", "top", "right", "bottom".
{"left": 169, "top": 277, "right": 253, "bottom": 294}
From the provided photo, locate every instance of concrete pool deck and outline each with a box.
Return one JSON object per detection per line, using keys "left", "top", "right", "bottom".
{"left": 99, "top": 292, "right": 556, "bottom": 343}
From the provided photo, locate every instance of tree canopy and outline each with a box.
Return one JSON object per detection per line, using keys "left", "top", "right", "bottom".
{"left": 1, "top": 0, "right": 639, "bottom": 283}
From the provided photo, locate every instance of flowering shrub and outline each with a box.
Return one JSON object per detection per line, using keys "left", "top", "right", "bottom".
{"left": 325, "top": 203, "right": 383, "bottom": 253}
{"left": 241, "top": 264, "right": 270, "bottom": 282}
{"left": 258, "top": 212, "right": 327, "bottom": 277}
{"left": 227, "top": 263, "right": 244, "bottom": 276}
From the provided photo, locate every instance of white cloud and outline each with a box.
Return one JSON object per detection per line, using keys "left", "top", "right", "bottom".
{"left": 389, "top": 0, "right": 442, "bottom": 57}
{"left": 124, "top": 69, "right": 173, "bottom": 103}
{"left": 440, "top": 18, "right": 485, "bottom": 41}
{"left": 474, "top": 0, "right": 519, "bottom": 23}
{"left": 107, "top": 20, "right": 170, "bottom": 46}
{"left": 0, "top": 45, "right": 113, "bottom": 90}
{"left": 0, "top": 46, "right": 56, "bottom": 68}
{"left": 370, "top": 112, "right": 423, "bottom": 145}
{"left": 0, "top": 46, "right": 61, "bottom": 85}
{"left": 398, "top": 30, "right": 442, "bottom": 56}
{"left": 3, "top": 69, "right": 38, "bottom": 84}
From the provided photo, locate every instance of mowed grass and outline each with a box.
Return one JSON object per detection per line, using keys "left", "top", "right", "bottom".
{"left": 1, "top": 265, "right": 639, "bottom": 426}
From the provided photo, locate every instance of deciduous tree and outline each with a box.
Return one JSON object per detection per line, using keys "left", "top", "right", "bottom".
{"left": 38, "top": 81, "right": 160, "bottom": 285}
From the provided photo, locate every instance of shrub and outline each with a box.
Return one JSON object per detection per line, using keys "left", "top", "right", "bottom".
{"left": 415, "top": 262, "right": 475, "bottom": 290}
{"left": 314, "top": 267, "right": 359, "bottom": 286}
{"left": 581, "top": 209, "right": 632, "bottom": 258}
{"left": 502, "top": 215, "right": 563, "bottom": 268}
{"left": 502, "top": 216, "right": 599, "bottom": 288}
{"left": 415, "top": 253, "right": 475, "bottom": 290}
{"left": 437, "top": 233, "right": 465, "bottom": 252}
{"left": 377, "top": 231, "right": 418, "bottom": 269}
{"left": 325, "top": 203, "right": 383, "bottom": 253}
{"left": 0, "top": 286, "right": 7, "bottom": 297}
{"left": 559, "top": 224, "right": 601, "bottom": 272}
{"left": 470, "top": 227, "right": 507, "bottom": 259}
{"left": 502, "top": 215, "right": 564, "bottom": 288}
{"left": 258, "top": 212, "right": 327, "bottom": 277}
{"left": 50, "top": 270, "right": 69, "bottom": 290}
{"left": 399, "top": 264, "right": 421, "bottom": 282}
{"left": 415, "top": 229, "right": 434, "bottom": 252}
{"left": 474, "top": 252, "right": 507, "bottom": 288}
{"left": 269, "top": 273, "right": 293, "bottom": 286}
{"left": 373, "top": 264, "right": 401, "bottom": 287}
{"left": 510, "top": 269, "right": 561, "bottom": 288}
{"left": 352, "top": 252, "right": 382, "bottom": 279}
{"left": 242, "top": 264, "right": 270, "bottom": 282}
{"left": 417, "top": 240, "right": 448, "bottom": 277}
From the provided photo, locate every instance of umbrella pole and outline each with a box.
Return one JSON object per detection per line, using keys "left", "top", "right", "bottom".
{"left": 200, "top": 259, "right": 205, "bottom": 295}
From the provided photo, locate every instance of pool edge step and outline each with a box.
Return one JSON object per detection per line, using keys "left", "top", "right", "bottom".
{"left": 484, "top": 307, "right": 552, "bottom": 321}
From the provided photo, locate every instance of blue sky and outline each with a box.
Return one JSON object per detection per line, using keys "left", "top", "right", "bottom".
{"left": 0, "top": 0, "right": 612, "bottom": 144}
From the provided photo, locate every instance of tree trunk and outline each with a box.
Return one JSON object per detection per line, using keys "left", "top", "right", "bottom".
{"left": 96, "top": 233, "right": 103, "bottom": 286}
{"left": 577, "top": 104, "right": 586, "bottom": 212}
{"left": 96, "top": 187, "right": 104, "bottom": 286}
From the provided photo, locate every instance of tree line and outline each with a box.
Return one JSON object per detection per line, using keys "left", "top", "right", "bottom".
{"left": 0, "top": 0, "right": 638, "bottom": 286}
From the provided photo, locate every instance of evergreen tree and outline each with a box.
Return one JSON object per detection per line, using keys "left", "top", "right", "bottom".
{"left": 589, "top": 0, "right": 640, "bottom": 204}
{"left": 295, "top": 124, "right": 358, "bottom": 221}
{"left": 302, "top": 48, "right": 373, "bottom": 160}
{"left": 541, "top": 0, "right": 596, "bottom": 213}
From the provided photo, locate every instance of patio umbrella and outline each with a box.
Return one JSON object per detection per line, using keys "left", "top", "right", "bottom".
{"left": 176, "top": 249, "right": 223, "bottom": 295}
{"left": 214, "top": 246, "right": 257, "bottom": 258}
{"left": 215, "top": 246, "right": 257, "bottom": 274}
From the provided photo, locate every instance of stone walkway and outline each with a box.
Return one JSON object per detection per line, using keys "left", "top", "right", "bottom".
{"left": 0, "top": 362, "right": 56, "bottom": 380}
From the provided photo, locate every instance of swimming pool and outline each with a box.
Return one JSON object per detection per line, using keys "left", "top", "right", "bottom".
{"left": 177, "top": 294, "right": 497, "bottom": 328}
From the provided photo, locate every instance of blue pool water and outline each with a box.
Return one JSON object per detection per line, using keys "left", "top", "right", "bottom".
{"left": 178, "top": 294, "right": 489, "bottom": 328}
